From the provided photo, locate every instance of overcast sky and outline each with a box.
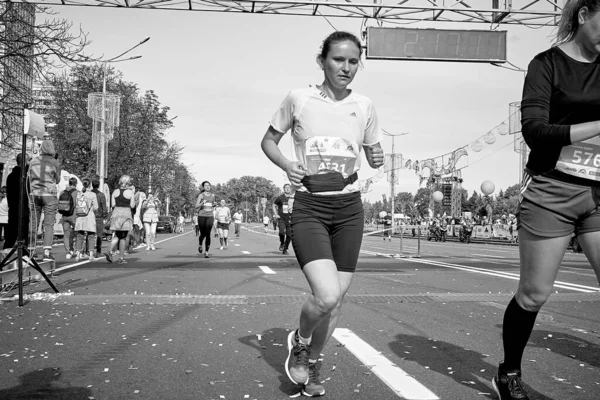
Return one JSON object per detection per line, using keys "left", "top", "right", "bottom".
{"left": 50, "top": 5, "right": 560, "bottom": 202}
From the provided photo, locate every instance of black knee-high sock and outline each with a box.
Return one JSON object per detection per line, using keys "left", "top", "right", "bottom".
{"left": 501, "top": 296, "right": 539, "bottom": 371}
{"left": 279, "top": 233, "right": 285, "bottom": 245}
{"left": 224, "top": 237, "right": 228, "bottom": 246}
{"left": 220, "top": 238, "right": 223, "bottom": 246}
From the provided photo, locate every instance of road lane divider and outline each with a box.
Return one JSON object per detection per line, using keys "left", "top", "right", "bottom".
{"left": 361, "top": 250, "right": 599, "bottom": 293}
{"left": 258, "top": 266, "right": 276, "bottom": 274}
{"left": 242, "top": 251, "right": 250, "bottom": 255}
{"left": 332, "top": 328, "right": 439, "bottom": 400}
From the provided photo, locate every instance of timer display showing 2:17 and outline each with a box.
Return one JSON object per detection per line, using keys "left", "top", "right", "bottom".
{"left": 367, "top": 27, "right": 507, "bottom": 63}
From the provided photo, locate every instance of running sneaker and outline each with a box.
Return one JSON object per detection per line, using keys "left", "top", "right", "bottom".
{"left": 220, "top": 246, "right": 224, "bottom": 250}
{"left": 198, "top": 246, "right": 203, "bottom": 254}
{"left": 492, "top": 368, "right": 529, "bottom": 400}
{"left": 104, "top": 252, "right": 113, "bottom": 263}
{"left": 65, "top": 251, "right": 72, "bottom": 260}
{"left": 204, "top": 252, "right": 210, "bottom": 258}
{"left": 117, "top": 258, "right": 127, "bottom": 264}
{"left": 43, "top": 252, "right": 55, "bottom": 261}
{"left": 285, "top": 330, "right": 310, "bottom": 384}
{"left": 303, "top": 362, "right": 325, "bottom": 397}
{"left": 151, "top": 244, "right": 156, "bottom": 251}
{"left": 279, "top": 244, "right": 285, "bottom": 251}
{"left": 283, "top": 249, "right": 289, "bottom": 255}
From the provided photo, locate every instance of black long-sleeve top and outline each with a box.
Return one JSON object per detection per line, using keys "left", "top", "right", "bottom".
{"left": 522, "top": 46, "right": 600, "bottom": 185}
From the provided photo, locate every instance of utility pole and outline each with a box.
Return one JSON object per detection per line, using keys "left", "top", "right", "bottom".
{"left": 383, "top": 130, "right": 409, "bottom": 227}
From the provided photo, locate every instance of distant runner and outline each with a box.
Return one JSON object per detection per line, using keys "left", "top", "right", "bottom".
{"left": 215, "top": 199, "right": 231, "bottom": 250}
{"left": 273, "top": 183, "right": 293, "bottom": 255}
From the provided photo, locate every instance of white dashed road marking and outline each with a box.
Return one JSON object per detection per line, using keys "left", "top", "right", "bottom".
{"left": 258, "top": 266, "right": 276, "bottom": 274}
{"left": 242, "top": 251, "right": 250, "bottom": 255}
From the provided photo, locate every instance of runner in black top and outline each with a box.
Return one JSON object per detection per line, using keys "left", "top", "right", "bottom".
{"left": 493, "top": 2, "right": 600, "bottom": 400}
{"left": 273, "top": 184, "right": 293, "bottom": 255}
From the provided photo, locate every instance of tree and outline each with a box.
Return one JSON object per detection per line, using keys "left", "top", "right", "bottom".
{"left": 1, "top": 3, "right": 92, "bottom": 152}
{"left": 47, "top": 64, "right": 197, "bottom": 216}
{"left": 413, "top": 187, "right": 431, "bottom": 218}
{"left": 209, "top": 176, "right": 280, "bottom": 222}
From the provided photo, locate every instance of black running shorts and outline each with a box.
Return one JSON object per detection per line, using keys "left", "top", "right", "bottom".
{"left": 291, "top": 191, "right": 364, "bottom": 272}
{"left": 519, "top": 171, "right": 600, "bottom": 237}
{"left": 217, "top": 222, "right": 230, "bottom": 230}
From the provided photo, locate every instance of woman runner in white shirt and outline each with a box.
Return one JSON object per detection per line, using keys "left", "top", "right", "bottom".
{"left": 261, "top": 31, "right": 384, "bottom": 397}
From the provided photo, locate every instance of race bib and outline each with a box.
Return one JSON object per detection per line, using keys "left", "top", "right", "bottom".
{"left": 555, "top": 137, "right": 600, "bottom": 181}
{"left": 216, "top": 208, "right": 229, "bottom": 223}
{"left": 203, "top": 202, "right": 213, "bottom": 212}
{"left": 304, "top": 136, "right": 358, "bottom": 178}
{"left": 282, "top": 204, "right": 289, "bottom": 214}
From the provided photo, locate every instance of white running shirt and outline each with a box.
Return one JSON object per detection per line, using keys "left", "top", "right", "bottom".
{"left": 270, "top": 86, "right": 381, "bottom": 195}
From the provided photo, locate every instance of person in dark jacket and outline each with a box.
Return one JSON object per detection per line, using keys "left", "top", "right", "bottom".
{"left": 60, "top": 177, "right": 79, "bottom": 259}
{"left": 4, "top": 153, "right": 30, "bottom": 250}
{"left": 91, "top": 178, "right": 108, "bottom": 255}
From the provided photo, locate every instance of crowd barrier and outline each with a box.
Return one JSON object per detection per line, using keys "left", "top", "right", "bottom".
{"left": 365, "top": 223, "right": 518, "bottom": 241}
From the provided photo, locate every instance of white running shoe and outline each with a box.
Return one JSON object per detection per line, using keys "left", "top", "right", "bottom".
{"left": 219, "top": 246, "right": 224, "bottom": 250}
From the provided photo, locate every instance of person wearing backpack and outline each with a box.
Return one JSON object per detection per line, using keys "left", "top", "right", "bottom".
{"left": 91, "top": 178, "right": 108, "bottom": 255}
{"left": 58, "top": 177, "right": 79, "bottom": 259}
{"left": 74, "top": 178, "right": 98, "bottom": 261}
{"left": 28, "top": 140, "right": 61, "bottom": 260}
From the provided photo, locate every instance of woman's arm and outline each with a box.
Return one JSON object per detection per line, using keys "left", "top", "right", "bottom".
{"left": 261, "top": 126, "right": 306, "bottom": 187}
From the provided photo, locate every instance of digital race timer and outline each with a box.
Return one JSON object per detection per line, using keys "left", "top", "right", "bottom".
{"left": 366, "top": 27, "right": 507, "bottom": 63}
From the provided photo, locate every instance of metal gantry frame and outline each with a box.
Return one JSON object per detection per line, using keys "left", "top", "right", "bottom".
{"left": 8, "top": 0, "right": 563, "bottom": 26}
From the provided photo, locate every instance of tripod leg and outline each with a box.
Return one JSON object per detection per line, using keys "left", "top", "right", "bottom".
{"left": 23, "top": 249, "right": 59, "bottom": 294}
{"left": 0, "top": 246, "right": 17, "bottom": 271}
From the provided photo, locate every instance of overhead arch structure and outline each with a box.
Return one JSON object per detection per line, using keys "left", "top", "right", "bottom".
{"left": 12, "top": 0, "right": 563, "bottom": 27}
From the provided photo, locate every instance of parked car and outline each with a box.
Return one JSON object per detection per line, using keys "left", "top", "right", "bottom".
{"left": 156, "top": 216, "right": 175, "bottom": 234}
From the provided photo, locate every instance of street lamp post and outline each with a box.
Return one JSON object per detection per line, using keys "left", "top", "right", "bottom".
{"left": 491, "top": 61, "right": 528, "bottom": 185}
{"left": 97, "top": 37, "right": 150, "bottom": 191}
{"left": 382, "top": 129, "right": 409, "bottom": 229}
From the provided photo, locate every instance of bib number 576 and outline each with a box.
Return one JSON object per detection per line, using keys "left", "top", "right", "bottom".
{"left": 573, "top": 150, "right": 600, "bottom": 167}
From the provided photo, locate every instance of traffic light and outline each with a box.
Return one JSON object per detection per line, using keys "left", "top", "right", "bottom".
{"left": 442, "top": 184, "right": 452, "bottom": 207}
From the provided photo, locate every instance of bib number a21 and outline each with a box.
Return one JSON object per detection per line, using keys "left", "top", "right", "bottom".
{"left": 318, "top": 161, "right": 346, "bottom": 174}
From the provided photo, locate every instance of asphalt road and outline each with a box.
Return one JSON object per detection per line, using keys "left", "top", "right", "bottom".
{"left": 1, "top": 225, "right": 598, "bottom": 400}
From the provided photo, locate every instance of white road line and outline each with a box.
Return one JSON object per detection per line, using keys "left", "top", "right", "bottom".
{"left": 360, "top": 250, "right": 599, "bottom": 293}
{"left": 472, "top": 254, "right": 506, "bottom": 259}
{"left": 409, "top": 258, "right": 600, "bottom": 293}
{"left": 258, "top": 266, "right": 276, "bottom": 274}
{"left": 332, "top": 328, "right": 439, "bottom": 400}
{"left": 242, "top": 251, "right": 250, "bottom": 255}
{"left": 234, "top": 244, "right": 240, "bottom": 247}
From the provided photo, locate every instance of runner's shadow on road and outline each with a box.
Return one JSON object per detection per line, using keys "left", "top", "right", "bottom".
{"left": 528, "top": 330, "right": 600, "bottom": 369}
{"left": 0, "top": 367, "right": 92, "bottom": 400}
{"left": 389, "top": 334, "right": 554, "bottom": 400}
{"left": 238, "top": 327, "right": 303, "bottom": 397}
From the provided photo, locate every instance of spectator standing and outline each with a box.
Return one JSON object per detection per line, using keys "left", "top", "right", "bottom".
{"left": 106, "top": 175, "right": 135, "bottom": 264}
{"left": 57, "top": 177, "right": 79, "bottom": 259}
{"left": 91, "top": 178, "right": 108, "bottom": 255}
{"left": 74, "top": 178, "right": 98, "bottom": 261}
{"left": 141, "top": 193, "right": 161, "bottom": 250}
{"left": 28, "top": 140, "right": 61, "bottom": 260}
{"left": 0, "top": 187, "right": 8, "bottom": 243}
{"left": 4, "top": 154, "right": 30, "bottom": 250}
